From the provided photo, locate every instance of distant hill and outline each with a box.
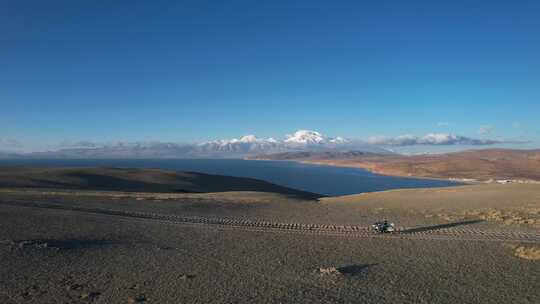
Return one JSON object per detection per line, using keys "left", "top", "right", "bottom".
{"left": 0, "top": 167, "right": 321, "bottom": 199}
{"left": 0, "top": 151, "right": 21, "bottom": 159}
{"left": 248, "top": 151, "right": 382, "bottom": 160}
{"left": 251, "top": 149, "right": 540, "bottom": 181}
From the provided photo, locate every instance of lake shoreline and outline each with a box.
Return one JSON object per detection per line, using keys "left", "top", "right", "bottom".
{"left": 247, "top": 157, "right": 475, "bottom": 184}
{"left": 0, "top": 159, "right": 463, "bottom": 196}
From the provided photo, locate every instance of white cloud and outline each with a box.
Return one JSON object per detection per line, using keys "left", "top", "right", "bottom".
{"left": 0, "top": 138, "right": 23, "bottom": 148}
{"left": 478, "top": 125, "right": 494, "bottom": 135}
{"left": 368, "top": 134, "right": 418, "bottom": 146}
{"left": 368, "top": 133, "right": 509, "bottom": 146}
{"left": 59, "top": 140, "right": 100, "bottom": 148}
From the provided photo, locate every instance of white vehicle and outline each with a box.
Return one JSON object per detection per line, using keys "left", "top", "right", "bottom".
{"left": 371, "top": 220, "right": 395, "bottom": 233}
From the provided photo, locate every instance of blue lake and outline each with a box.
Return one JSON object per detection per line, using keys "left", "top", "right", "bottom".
{"left": 0, "top": 159, "right": 461, "bottom": 196}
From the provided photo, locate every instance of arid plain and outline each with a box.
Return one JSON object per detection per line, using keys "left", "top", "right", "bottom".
{"left": 0, "top": 166, "right": 539, "bottom": 303}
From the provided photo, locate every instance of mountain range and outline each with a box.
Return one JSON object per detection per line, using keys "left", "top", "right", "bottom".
{"left": 1, "top": 130, "right": 391, "bottom": 159}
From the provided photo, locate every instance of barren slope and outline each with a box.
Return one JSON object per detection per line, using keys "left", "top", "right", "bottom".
{"left": 252, "top": 149, "right": 540, "bottom": 181}
{"left": 0, "top": 166, "right": 320, "bottom": 199}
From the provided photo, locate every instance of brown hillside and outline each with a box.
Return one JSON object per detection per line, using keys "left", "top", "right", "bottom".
{"left": 0, "top": 166, "right": 320, "bottom": 199}
{"left": 252, "top": 149, "right": 540, "bottom": 181}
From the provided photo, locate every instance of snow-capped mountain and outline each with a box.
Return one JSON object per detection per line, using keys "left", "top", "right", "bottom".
{"left": 195, "top": 130, "right": 384, "bottom": 156}
{"left": 11, "top": 130, "right": 391, "bottom": 159}
{"left": 197, "top": 135, "right": 284, "bottom": 155}
{"left": 283, "top": 130, "right": 350, "bottom": 146}
{"left": 200, "top": 130, "right": 332, "bottom": 154}
{"left": 284, "top": 130, "right": 327, "bottom": 144}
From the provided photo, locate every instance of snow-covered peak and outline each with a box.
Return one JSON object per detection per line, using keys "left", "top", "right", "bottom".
{"left": 239, "top": 135, "right": 258, "bottom": 143}
{"left": 421, "top": 133, "right": 458, "bottom": 145}
{"left": 194, "top": 129, "right": 365, "bottom": 155}
{"left": 206, "top": 135, "right": 277, "bottom": 145}
{"left": 329, "top": 136, "right": 349, "bottom": 144}
{"left": 284, "top": 130, "right": 327, "bottom": 144}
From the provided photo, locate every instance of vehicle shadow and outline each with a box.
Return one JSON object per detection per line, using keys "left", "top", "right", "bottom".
{"left": 337, "top": 263, "right": 378, "bottom": 277}
{"left": 15, "top": 239, "right": 119, "bottom": 250}
{"left": 400, "top": 219, "right": 484, "bottom": 233}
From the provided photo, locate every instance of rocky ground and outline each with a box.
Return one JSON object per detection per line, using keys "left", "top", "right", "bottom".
{"left": 1, "top": 182, "right": 539, "bottom": 303}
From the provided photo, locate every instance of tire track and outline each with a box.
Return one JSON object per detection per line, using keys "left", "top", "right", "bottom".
{"left": 1, "top": 201, "right": 539, "bottom": 243}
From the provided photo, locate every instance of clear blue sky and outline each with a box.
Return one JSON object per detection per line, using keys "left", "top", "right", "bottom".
{"left": 1, "top": 0, "right": 539, "bottom": 151}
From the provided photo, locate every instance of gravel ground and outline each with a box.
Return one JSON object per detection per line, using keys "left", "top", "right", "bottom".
{"left": 1, "top": 191, "right": 539, "bottom": 304}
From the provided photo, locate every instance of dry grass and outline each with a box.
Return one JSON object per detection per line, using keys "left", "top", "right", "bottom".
{"left": 318, "top": 267, "right": 341, "bottom": 275}
{"left": 505, "top": 244, "right": 540, "bottom": 260}
{"left": 322, "top": 184, "right": 540, "bottom": 228}
{"left": 514, "top": 246, "right": 540, "bottom": 260}
{"left": 426, "top": 208, "right": 540, "bottom": 228}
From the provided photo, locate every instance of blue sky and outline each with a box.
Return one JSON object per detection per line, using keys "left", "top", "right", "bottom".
{"left": 1, "top": 0, "right": 539, "bottom": 151}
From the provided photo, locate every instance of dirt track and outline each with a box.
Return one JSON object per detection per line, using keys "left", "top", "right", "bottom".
{"left": 2, "top": 200, "right": 538, "bottom": 244}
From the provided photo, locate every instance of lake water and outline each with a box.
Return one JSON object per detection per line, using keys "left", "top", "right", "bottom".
{"left": 0, "top": 159, "right": 461, "bottom": 196}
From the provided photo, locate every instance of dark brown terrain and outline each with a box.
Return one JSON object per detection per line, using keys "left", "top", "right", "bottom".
{"left": 1, "top": 167, "right": 539, "bottom": 303}
{"left": 251, "top": 149, "right": 540, "bottom": 181}
{"left": 0, "top": 166, "right": 320, "bottom": 199}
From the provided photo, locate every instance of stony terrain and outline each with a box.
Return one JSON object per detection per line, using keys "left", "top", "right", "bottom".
{"left": 1, "top": 167, "right": 539, "bottom": 303}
